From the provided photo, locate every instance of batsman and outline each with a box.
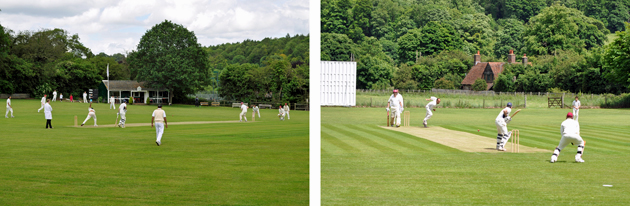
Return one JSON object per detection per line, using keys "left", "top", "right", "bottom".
{"left": 386, "top": 89, "right": 404, "bottom": 127}
{"left": 495, "top": 102, "right": 521, "bottom": 151}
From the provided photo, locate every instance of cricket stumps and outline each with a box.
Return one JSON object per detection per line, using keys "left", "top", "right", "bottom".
{"left": 74, "top": 115, "right": 78, "bottom": 127}
{"left": 403, "top": 111, "right": 410, "bottom": 127}
{"left": 511, "top": 129, "right": 520, "bottom": 153}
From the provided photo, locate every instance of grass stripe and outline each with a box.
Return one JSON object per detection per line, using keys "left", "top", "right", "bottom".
{"left": 518, "top": 125, "right": 630, "bottom": 153}
{"left": 326, "top": 124, "right": 400, "bottom": 154}
{"left": 321, "top": 132, "right": 354, "bottom": 156}
{"left": 322, "top": 125, "right": 379, "bottom": 154}
{"left": 343, "top": 124, "right": 418, "bottom": 154}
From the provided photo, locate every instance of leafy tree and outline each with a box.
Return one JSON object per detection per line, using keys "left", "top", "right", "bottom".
{"left": 493, "top": 73, "right": 515, "bottom": 92}
{"left": 218, "top": 63, "right": 255, "bottom": 101}
{"left": 471, "top": 78, "right": 488, "bottom": 91}
{"left": 434, "top": 77, "right": 455, "bottom": 89}
{"left": 321, "top": 33, "right": 356, "bottom": 61}
{"left": 494, "top": 18, "right": 526, "bottom": 58}
{"left": 392, "top": 64, "right": 417, "bottom": 90}
{"left": 356, "top": 37, "right": 394, "bottom": 89}
{"left": 604, "top": 24, "right": 630, "bottom": 90}
{"left": 398, "top": 22, "right": 463, "bottom": 63}
{"left": 11, "top": 28, "right": 93, "bottom": 65}
{"left": 522, "top": 4, "right": 608, "bottom": 55}
{"left": 128, "top": 20, "right": 209, "bottom": 103}
{"left": 504, "top": 0, "right": 547, "bottom": 22}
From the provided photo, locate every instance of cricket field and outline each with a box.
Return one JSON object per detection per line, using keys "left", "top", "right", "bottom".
{"left": 0, "top": 99, "right": 308, "bottom": 205}
{"left": 322, "top": 106, "right": 630, "bottom": 205}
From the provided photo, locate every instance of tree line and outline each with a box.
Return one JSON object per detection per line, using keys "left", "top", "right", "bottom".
{"left": 321, "top": 0, "right": 630, "bottom": 94}
{"left": 0, "top": 19, "right": 309, "bottom": 103}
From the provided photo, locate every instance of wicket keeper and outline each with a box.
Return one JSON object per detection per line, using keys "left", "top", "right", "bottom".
{"left": 550, "top": 112, "right": 585, "bottom": 163}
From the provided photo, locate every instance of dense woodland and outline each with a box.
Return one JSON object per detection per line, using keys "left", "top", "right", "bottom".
{"left": 322, "top": 0, "right": 630, "bottom": 94}
{"left": 0, "top": 17, "right": 309, "bottom": 103}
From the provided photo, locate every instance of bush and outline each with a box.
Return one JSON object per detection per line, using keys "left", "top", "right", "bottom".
{"left": 601, "top": 93, "right": 630, "bottom": 108}
{"left": 97, "top": 96, "right": 103, "bottom": 103}
{"left": 434, "top": 77, "right": 455, "bottom": 89}
{"left": 472, "top": 78, "right": 488, "bottom": 91}
{"left": 129, "top": 97, "right": 133, "bottom": 105}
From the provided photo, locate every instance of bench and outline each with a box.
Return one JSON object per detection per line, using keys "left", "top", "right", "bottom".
{"left": 200, "top": 102, "right": 209, "bottom": 106}
{"left": 259, "top": 104, "right": 272, "bottom": 109}
{"left": 211, "top": 102, "right": 220, "bottom": 106}
{"left": 232, "top": 103, "right": 248, "bottom": 108}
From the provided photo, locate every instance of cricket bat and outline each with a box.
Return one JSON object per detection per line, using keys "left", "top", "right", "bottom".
{"left": 510, "top": 109, "right": 522, "bottom": 118}
{"left": 114, "top": 113, "right": 119, "bottom": 126}
{"left": 387, "top": 111, "right": 390, "bottom": 127}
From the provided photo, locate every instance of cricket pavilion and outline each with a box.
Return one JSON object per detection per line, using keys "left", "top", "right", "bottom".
{"left": 99, "top": 80, "right": 170, "bottom": 104}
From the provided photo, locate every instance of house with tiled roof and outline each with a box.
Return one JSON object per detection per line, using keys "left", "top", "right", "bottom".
{"left": 461, "top": 50, "right": 528, "bottom": 90}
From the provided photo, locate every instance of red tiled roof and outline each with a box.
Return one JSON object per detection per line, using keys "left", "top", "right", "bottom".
{"left": 488, "top": 62, "right": 505, "bottom": 80}
{"left": 461, "top": 62, "right": 488, "bottom": 85}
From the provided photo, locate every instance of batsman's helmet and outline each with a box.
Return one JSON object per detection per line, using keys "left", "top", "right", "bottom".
{"left": 507, "top": 102, "right": 513, "bottom": 107}
{"left": 393, "top": 89, "right": 398, "bottom": 93}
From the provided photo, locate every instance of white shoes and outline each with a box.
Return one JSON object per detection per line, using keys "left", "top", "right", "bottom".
{"left": 156, "top": 141, "right": 161, "bottom": 146}
{"left": 550, "top": 156, "right": 557, "bottom": 163}
{"left": 497, "top": 146, "right": 506, "bottom": 151}
{"left": 423, "top": 121, "right": 427, "bottom": 128}
{"left": 575, "top": 155, "right": 584, "bottom": 163}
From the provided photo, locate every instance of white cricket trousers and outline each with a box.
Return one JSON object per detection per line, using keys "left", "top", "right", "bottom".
{"left": 119, "top": 113, "right": 126, "bottom": 127}
{"left": 83, "top": 96, "right": 88, "bottom": 103}
{"left": 423, "top": 107, "right": 433, "bottom": 122}
{"left": 6, "top": 107, "right": 13, "bottom": 117}
{"left": 286, "top": 111, "right": 290, "bottom": 119}
{"left": 573, "top": 108, "right": 579, "bottom": 121}
{"left": 155, "top": 122, "right": 165, "bottom": 143}
{"left": 552, "top": 134, "right": 585, "bottom": 159}
{"left": 495, "top": 118, "right": 509, "bottom": 147}
{"left": 38, "top": 104, "right": 44, "bottom": 112}
{"left": 239, "top": 111, "right": 247, "bottom": 121}
{"left": 110, "top": 102, "right": 116, "bottom": 109}
{"left": 82, "top": 113, "right": 97, "bottom": 125}
{"left": 391, "top": 107, "right": 401, "bottom": 126}
{"left": 52, "top": 95, "right": 57, "bottom": 101}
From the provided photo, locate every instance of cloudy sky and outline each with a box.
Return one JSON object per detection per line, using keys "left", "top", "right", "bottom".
{"left": 0, "top": 0, "right": 309, "bottom": 55}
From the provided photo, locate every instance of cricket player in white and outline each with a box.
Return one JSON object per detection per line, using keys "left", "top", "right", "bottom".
{"left": 81, "top": 102, "right": 98, "bottom": 126}
{"left": 59, "top": 93, "right": 63, "bottom": 102}
{"left": 52, "top": 90, "right": 57, "bottom": 102}
{"left": 37, "top": 95, "right": 47, "bottom": 112}
{"left": 572, "top": 96, "right": 581, "bottom": 121}
{"left": 44, "top": 99, "right": 53, "bottom": 129}
{"left": 495, "top": 102, "right": 513, "bottom": 151}
{"left": 110, "top": 96, "right": 116, "bottom": 109}
{"left": 239, "top": 102, "right": 248, "bottom": 122}
{"left": 284, "top": 103, "right": 291, "bottom": 119}
{"left": 423, "top": 96, "right": 440, "bottom": 128}
{"left": 278, "top": 105, "right": 286, "bottom": 120}
{"left": 118, "top": 100, "right": 127, "bottom": 128}
{"left": 151, "top": 104, "right": 167, "bottom": 146}
{"left": 83, "top": 91, "right": 88, "bottom": 103}
{"left": 550, "top": 112, "right": 585, "bottom": 163}
{"left": 253, "top": 105, "right": 260, "bottom": 118}
{"left": 386, "top": 89, "right": 404, "bottom": 127}
{"left": 5, "top": 96, "right": 14, "bottom": 118}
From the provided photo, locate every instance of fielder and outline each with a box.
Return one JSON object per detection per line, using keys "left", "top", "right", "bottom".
{"left": 386, "top": 89, "right": 404, "bottom": 127}
{"left": 151, "top": 104, "right": 168, "bottom": 146}
{"left": 37, "top": 95, "right": 47, "bottom": 112}
{"left": 81, "top": 102, "right": 98, "bottom": 127}
{"left": 550, "top": 112, "right": 585, "bottom": 163}
{"left": 495, "top": 102, "right": 513, "bottom": 151}
{"left": 239, "top": 102, "right": 248, "bottom": 122}
{"left": 252, "top": 105, "right": 260, "bottom": 118}
{"left": 284, "top": 103, "right": 291, "bottom": 120}
{"left": 118, "top": 100, "right": 127, "bottom": 128}
{"left": 52, "top": 90, "right": 57, "bottom": 102}
{"left": 44, "top": 99, "right": 53, "bottom": 129}
{"left": 110, "top": 96, "right": 116, "bottom": 109}
{"left": 5, "top": 96, "right": 14, "bottom": 118}
{"left": 59, "top": 93, "right": 63, "bottom": 102}
{"left": 572, "top": 96, "right": 581, "bottom": 121}
{"left": 423, "top": 96, "right": 440, "bottom": 128}
{"left": 278, "top": 105, "right": 286, "bottom": 120}
{"left": 83, "top": 91, "right": 88, "bottom": 103}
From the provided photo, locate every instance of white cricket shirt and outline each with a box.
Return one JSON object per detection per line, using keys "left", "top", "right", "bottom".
{"left": 6, "top": 98, "right": 10, "bottom": 107}
{"left": 241, "top": 104, "right": 248, "bottom": 112}
{"left": 496, "top": 107, "right": 512, "bottom": 121}
{"left": 572, "top": 100, "right": 581, "bottom": 109}
{"left": 152, "top": 109, "right": 166, "bottom": 123}
{"left": 426, "top": 96, "right": 438, "bottom": 110}
{"left": 561, "top": 118, "right": 580, "bottom": 136}
{"left": 388, "top": 94, "right": 404, "bottom": 108}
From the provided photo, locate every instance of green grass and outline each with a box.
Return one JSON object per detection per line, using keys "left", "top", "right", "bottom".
{"left": 356, "top": 90, "right": 608, "bottom": 108}
{"left": 0, "top": 99, "right": 308, "bottom": 205}
{"left": 322, "top": 107, "right": 630, "bottom": 205}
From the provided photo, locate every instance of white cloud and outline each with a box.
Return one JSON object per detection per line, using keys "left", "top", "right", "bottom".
{"left": 0, "top": 0, "right": 309, "bottom": 55}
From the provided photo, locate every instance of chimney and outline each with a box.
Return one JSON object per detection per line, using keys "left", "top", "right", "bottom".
{"left": 522, "top": 54, "right": 528, "bottom": 66}
{"left": 508, "top": 50, "right": 516, "bottom": 64}
{"left": 474, "top": 50, "right": 481, "bottom": 65}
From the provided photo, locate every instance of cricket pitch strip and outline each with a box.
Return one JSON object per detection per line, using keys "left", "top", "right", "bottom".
{"left": 380, "top": 126, "right": 549, "bottom": 153}
{"left": 76, "top": 120, "right": 247, "bottom": 128}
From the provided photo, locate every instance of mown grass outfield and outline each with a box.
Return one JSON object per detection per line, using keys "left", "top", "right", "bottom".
{"left": 0, "top": 99, "right": 308, "bottom": 205}
{"left": 322, "top": 106, "right": 630, "bottom": 205}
